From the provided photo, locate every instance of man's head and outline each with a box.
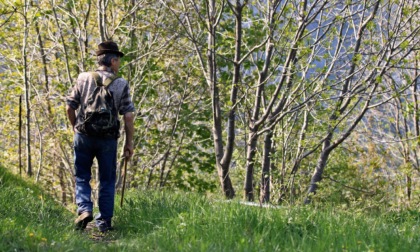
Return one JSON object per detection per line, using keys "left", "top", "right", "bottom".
{"left": 96, "top": 41, "right": 124, "bottom": 74}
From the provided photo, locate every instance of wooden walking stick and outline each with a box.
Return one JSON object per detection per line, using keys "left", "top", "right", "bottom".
{"left": 120, "top": 155, "right": 128, "bottom": 207}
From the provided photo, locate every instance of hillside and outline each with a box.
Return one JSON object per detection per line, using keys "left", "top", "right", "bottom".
{"left": 0, "top": 166, "right": 89, "bottom": 251}
{"left": 1, "top": 166, "right": 420, "bottom": 252}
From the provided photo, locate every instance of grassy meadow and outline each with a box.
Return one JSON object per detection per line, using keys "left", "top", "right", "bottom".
{"left": 1, "top": 166, "right": 419, "bottom": 252}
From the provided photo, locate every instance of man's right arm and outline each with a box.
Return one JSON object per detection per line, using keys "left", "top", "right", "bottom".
{"left": 123, "top": 112, "right": 135, "bottom": 159}
{"left": 66, "top": 76, "right": 82, "bottom": 132}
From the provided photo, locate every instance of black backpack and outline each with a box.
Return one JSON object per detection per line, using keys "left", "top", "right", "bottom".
{"left": 77, "top": 72, "right": 120, "bottom": 138}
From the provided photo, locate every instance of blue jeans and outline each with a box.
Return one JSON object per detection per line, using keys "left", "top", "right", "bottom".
{"left": 73, "top": 133, "right": 117, "bottom": 224}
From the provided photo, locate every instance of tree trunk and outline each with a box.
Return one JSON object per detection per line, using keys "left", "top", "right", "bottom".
{"left": 19, "top": 95, "right": 23, "bottom": 177}
{"left": 305, "top": 137, "right": 332, "bottom": 204}
{"left": 222, "top": 0, "right": 243, "bottom": 187}
{"left": 244, "top": 0, "right": 308, "bottom": 201}
{"left": 208, "top": 0, "right": 235, "bottom": 198}
{"left": 260, "top": 130, "right": 273, "bottom": 203}
{"left": 97, "top": 0, "right": 109, "bottom": 41}
{"left": 244, "top": 40, "right": 274, "bottom": 201}
{"left": 35, "top": 118, "right": 43, "bottom": 183}
{"left": 244, "top": 130, "right": 256, "bottom": 201}
{"left": 35, "top": 21, "right": 52, "bottom": 116}
{"left": 406, "top": 174, "right": 411, "bottom": 202}
{"left": 23, "top": 1, "right": 32, "bottom": 176}
{"left": 304, "top": 0, "right": 381, "bottom": 204}
{"left": 217, "top": 162, "right": 235, "bottom": 198}
{"left": 52, "top": 2, "right": 73, "bottom": 86}
{"left": 59, "top": 161, "right": 67, "bottom": 203}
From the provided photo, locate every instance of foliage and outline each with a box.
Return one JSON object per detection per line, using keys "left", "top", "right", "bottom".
{"left": 0, "top": 0, "right": 419, "bottom": 206}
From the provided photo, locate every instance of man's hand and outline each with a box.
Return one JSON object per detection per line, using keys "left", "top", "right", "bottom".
{"left": 124, "top": 142, "right": 134, "bottom": 159}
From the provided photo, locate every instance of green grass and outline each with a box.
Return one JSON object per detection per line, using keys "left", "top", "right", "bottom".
{"left": 1, "top": 166, "right": 419, "bottom": 252}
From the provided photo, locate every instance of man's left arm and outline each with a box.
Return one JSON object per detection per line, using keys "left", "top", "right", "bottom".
{"left": 66, "top": 104, "right": 77, "bottom": 132}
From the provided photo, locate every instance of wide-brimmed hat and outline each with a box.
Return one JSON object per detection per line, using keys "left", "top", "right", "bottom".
{"left": 96, "top": 41, "right": 124, "bottom": 57}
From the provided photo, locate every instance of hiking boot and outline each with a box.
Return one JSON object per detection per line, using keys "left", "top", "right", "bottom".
{"left": 96, "top": 218, "right": 114, "bottom": 233}
{"left": 74, "top": 211, "right": 93, "bottom": 230}
{"left": 98, "top": 224, "right": 114, "bottom": 233}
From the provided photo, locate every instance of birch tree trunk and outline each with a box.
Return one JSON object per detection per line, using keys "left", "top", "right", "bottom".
{"left": 97, "top": 0, "right": 109, "bottom": 41}
{"left": 51, "top": 0, "right": 73, "bottom": 86}
{"left": 23, "top": 0, "right": 32, "bottom": 176}
{"left": 19, "top": 95, "right": 23, "bottom": 176}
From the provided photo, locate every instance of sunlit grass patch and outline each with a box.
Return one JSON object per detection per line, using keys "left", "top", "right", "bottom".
{"left": 1, "top": 166, "right": 420, "bottom": 252}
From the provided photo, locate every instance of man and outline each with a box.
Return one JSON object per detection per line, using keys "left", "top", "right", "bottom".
{"left": 66, "top": 41, "right": 135, "bottom": 232}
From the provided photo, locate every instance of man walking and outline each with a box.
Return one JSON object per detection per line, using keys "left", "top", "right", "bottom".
{"left": 66, "top": 41, "right": 135, "bottom": 232}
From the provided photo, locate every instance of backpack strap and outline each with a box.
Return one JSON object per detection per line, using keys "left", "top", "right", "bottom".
{"left": 90, "top": 72, "right": 119, "bottom": 87}
{"left": 103, "top": 75, "right": 119, "bottom": 87}
{"left": 91, "top": 72, "right": 103, "bottom": 86}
